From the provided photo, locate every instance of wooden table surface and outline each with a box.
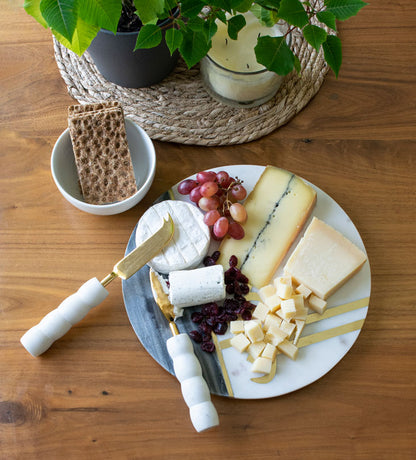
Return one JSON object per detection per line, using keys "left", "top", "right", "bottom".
{"left": 1, "top": 1, "right": 415, "bottom": 459}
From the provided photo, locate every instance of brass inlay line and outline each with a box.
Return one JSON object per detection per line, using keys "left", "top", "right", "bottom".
{"left": 212, "top": 333, "right": 234, "bottom": 397}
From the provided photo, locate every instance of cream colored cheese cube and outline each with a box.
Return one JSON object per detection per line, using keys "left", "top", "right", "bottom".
{"left": 258, "top": 284, "right": 276, "bottom": 302}
{"left": 276, "top": 283, "right": 293, "bottom": 300}
{"left": 229, "top": 320, "right": 245, "bottom": 334}
{"left": 230, "top": 333, "right": 250, "bottom": 353}
{"left": 263, "top": 313, "right": 282, "bottom": 331}
{"left": 293, "top": 319, "right": 305, "bottom": 345}
{"left": 251, "top": 356, "right": 273, "bottom": 374}
{"left": 261, "top": 343, "right": 277, "bottom": 361}
{"left": 252, "top": 302, "right": 271, "bottom": 322}
{"left": 295, "top": 283, "right": 312, "bottom": 299}
{"left": 248, "top": 341, "right": 266, "bottom": 360}
{"left": 308, "top": 294, "right": 328, "bottom": 314}
{"left": 292, "top": 294, "right": 305, "bottom": 311}
{"left": 294, "top": 307, "right": 309, "bottom": 321}
{"left": 277, "top": 339, "right": 299, "bottom": 360}
{"left": 263, "top": 293, "right": 282, "bottom": 312}
{"left": 266, "top": 323, "right": 288, "bottom": 345}
{"left": 280, "top": 298, "right": 297, "bottom": 320}
{"left": 244, "top": 320, "right": 264, "bottom": 343}
{"left": 279, "top": 320, "right": 296, "bottom": 339}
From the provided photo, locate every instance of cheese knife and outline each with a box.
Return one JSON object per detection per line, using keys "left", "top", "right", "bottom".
{"left": 21, "top": 215, "right": 174, "bottom": 357}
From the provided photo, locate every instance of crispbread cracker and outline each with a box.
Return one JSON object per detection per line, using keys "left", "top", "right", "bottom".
{"left": 68, "top": 101, "right": 120, "bottom": 118}
{"left": 68, "top": 106, "right": 137, "bottom": 205}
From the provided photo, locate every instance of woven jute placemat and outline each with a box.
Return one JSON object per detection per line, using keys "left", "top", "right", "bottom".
{"left": 54, "top": 25, "right": 329, "bottom": 146}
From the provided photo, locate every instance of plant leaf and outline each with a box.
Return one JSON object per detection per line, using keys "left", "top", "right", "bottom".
{"left": 179, "top": 29, "right": 211, "bottom": 68}
{"left": 52, "top": 15, "right": 99, "bottom": 55}
{"left": 78, "top": 0, "right": 121, "bottom": 33}
{"left": 316, "top": 10, "right": 337, "bottom": 30}
{"left": 187, "top": 16, "right": 206, "bottom": 32}
{"left": 255, "top": 35, "right": 296, "bottom": 75}
{"left": 204, "top": 17, "right": 218, "bottom": 41}
{"left": 255, "top": 0, "right": 282, "bottom": 11}
{"left": 215, "top": 10, "right": 227, "bottom": 24}
{"left": 165, "top": 27, "right": 183, "bottom": 55}
{"left": 24, "top": 0, "right": 48, "bottom": 28}
{"left": 40, "top": 0, "right": 78, "bottom": 42}
{"left": 324, "top": 0, "right": 367, "bottom": 21}
{"left": 322, "top": 34, "right": 342, "bottom": 77}
{"left": 303, "top": 24, "right": 327, "bottom": 51}
{"left": 179, "top": 0, "right": 205, "bottom": 18}
{"left": 227, "top": 14, "right": 246, "bottom": 40}
{"left": 234, "top": 0, "right": 254, "bottom": 13}
{"left": 134, "top": 0, "right": 164, "bottom": 25}
{"left": 134, "top": 24, "right": 162, "bottom": 49}
{"left": 277, "top": 0, "right": 308, "bottom": 28}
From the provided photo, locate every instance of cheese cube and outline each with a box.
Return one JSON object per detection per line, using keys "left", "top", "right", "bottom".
{"left": 280, "top": 298, "right": 297, "bottom": 320}
{"left": 263, "top": 293, "right": 282, "bottom": 312}
{"left": 244, "top": 321, "right": 264, "bottom": 343}
{"left": 230, "top": 320, "right": 245, "bottom": 334}
{"left": 252, "top": 302, "right": 271, "bottom": 322}
{"left": 284, "top": 217, "right": 367, "bottom": 299}
{"left": 295, "top": 283, "right": 312, "bottom": 299}
{"left": 293, "top": 319, "right": 305, "bottom": 345}
{"left": 294, "top": 307, "right": 309, "bottom": 321}
{"left": 279, "top": 320, "right": 296, "bottom": 339}
{"left": 308, "top": 294, "right": 328, "bottom": 314}
{"left": 230, "top": 333, "right": 250, "bottom": 353}
{"left": 275, "top": 277, "right": 293, "bottom": 299}
{"left": 266, "top": 323, "right": 288, "bottom": 343}
{"left": 263, "top": 313, "right": 282, "bottom": 331}
{"left": 247, "top": 341, "right": 266, "bottom": 360}
{"left": 251, "top": 356, "right": 273, "bottom": 374}
{"left": 277, "top": 340, "right": 299, "bottom": 360}
{"left": 292, "top": 294, "right": 305, "bottom": 312}
{"left": 258, "top": 284, "right": 276, "bottom": 302}
{"left": 261, "top": 343, "right": 277, "bottom": 361}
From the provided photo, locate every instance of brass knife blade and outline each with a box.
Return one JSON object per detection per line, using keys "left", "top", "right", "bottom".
{"left": 101, "top": 214, "right": 174, "bottom": 287}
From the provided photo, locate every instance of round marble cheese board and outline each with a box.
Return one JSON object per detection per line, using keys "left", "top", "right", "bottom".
{"left": 122, "top": 165, "right": 371, "bottom": 399}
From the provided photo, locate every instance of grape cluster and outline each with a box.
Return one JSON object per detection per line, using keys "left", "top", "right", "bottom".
{"left": 178, "top": 170, "right": 248, "bottom": 240}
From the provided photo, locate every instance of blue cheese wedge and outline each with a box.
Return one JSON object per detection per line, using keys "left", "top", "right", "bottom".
{"left": 136, "top": 200, "right": 210, "bottom": 274}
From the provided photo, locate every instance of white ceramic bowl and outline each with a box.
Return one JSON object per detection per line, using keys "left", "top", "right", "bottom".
{"left": 51, "top": 118, "right": 156, "bottom": 215}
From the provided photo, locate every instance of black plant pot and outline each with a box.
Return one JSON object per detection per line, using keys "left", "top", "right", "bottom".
{"left": 87, "top": 15, "right": 178, "bottom": 88}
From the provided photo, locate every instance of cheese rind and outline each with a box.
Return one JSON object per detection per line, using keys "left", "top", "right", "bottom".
{"left": 284, "top": 217, "right": 367, "bottom": 299}
{"left": 136, "top": 200, "right": 210, "bottom": 274}
{"left": 218, "top": 166, "right": 317, "bottom": 288}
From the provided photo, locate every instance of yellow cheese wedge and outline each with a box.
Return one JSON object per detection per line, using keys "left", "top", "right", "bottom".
{"left": 284, "top": 217, "right": 367, "bottom": 299}
{"left": 218, "top": 166, "right": 316, "bottom": 288}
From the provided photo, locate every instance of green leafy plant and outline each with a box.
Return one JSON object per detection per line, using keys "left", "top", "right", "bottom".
{"left": 24, "top": 0, "right": 367, "bottom": 78}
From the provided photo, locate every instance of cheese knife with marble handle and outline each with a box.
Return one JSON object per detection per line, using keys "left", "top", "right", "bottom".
{"left": 20, "top": 215, "right": 174, "bottom": 357}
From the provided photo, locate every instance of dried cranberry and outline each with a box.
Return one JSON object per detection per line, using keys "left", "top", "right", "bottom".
{"left": 226, "top": 284, "right": 235, "bottom": 294}
{"left": 224, "top": 299, "right": 239, "bottom": 312}
{"left": 234, "top": 293, "right": 246, "bottom": 302}
{"left": 240, "top": 283, "right": 250, "bottom": 295}
{"left": 236, "top": 272, "right": 249, "bottom": 283}
{"left": 201, "top": 303, "right": 213, "bottom": 316}
{"left": 201, "top": 342, "right": 216, "bottom": 353}
{"left": 206, "top": 317, "right": 217, "bottom": 327}
{"left": 241, "top": 309, "right": 252, "bottom": 320}
{"left": 229, "top": 255, "right": 238, "bottom": 267}
{"left": 243, "top": 301, "right": 256, "bottom": 311}
{"left": 225, "top": 312, "right": 238, "bottom": 322}
{"left": 191, "top": 312, "right": 204, "bottom": 323}
{"left": 214, "top": 322, "right": 228, "bottom": 335}
{"left": 202, "top": 333, "right": 212, "bottom": 342}
{"left": 198, "top": 321, "right": 212, "bottom": 335}
{"left": 211, "top": 250, "right": 221, "bottom": 261}
{"left": 189, "top": 330, "right": 202, "bottom": 343}
{"left": 203, "top": 256, "right": 216, "bottom": 266}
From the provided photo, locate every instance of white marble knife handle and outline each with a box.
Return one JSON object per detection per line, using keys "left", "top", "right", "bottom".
{"left": 20, "top": 278, "right": 109, "bottom": 357}
{"left": 166, "top": 333, "right": 219, "bottom": 432}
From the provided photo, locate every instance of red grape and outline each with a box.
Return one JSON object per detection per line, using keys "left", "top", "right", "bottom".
{"left": 229, "top": 203, "right": 247, "bottom": 223}
{"left": 204, "top": 209, "right": 221, "bottom": 226}
{"left": 231, "top": 184, "right": 247, "bottom": 201}
{"left": 189, "top": 186, "right": 202, "bottom": 204}
{"left": 213, "top": 217, "right": 229, "bottom": 238}
{"left": 196, "top": 171, "right": 217, "bottom": 184}
{"left": 199, "top": 196, "right": 220, "bottom": 211}
{"left": 178, "top": 179, "right": 197, "bottom": 195}
{"left": 200, "top": 181, "right": 218, "bottom": 198}
{"left": 228, "top": 222, "right": 245, "bottom": 240}
{"left": 216, "top": 170, "right": 230, "bottom": 186}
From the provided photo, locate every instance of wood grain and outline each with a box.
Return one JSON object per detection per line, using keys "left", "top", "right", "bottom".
{"left": 1, "top": 1, "right": 415, "bottom": 459}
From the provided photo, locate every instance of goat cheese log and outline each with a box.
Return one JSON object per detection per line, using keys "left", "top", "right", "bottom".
{"left": 168, "top": 265, "right": 226, "bottom": 317}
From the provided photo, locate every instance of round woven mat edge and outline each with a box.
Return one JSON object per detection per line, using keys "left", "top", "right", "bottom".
{"left": 54, "top": 26, "right": 329, "bottom": 146}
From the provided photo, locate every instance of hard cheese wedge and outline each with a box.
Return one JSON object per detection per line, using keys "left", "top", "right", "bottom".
{"left": 284, "top": 217, "right": 367, "bottom": 299}
{"left": 218, "top": 166, "right": 316, "bottom": 288}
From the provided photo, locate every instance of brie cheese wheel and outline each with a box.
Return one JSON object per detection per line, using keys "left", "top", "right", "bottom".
{"left": 135, "top": 200, "right": 210, "bottom": 274}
